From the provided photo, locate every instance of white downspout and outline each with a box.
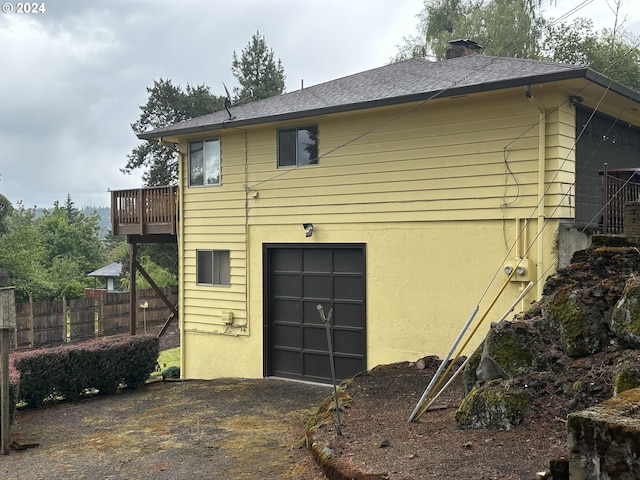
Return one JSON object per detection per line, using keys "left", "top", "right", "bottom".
{"left": 527, "top": 91, "right": 546, "bottom": 299}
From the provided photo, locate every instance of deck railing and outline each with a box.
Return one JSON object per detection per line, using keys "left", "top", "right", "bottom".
{"left": 601, "top": 166, "right": 640, "bottom": 234}
{"left": 111, "top": 186, "right": 177, "bottom": 236}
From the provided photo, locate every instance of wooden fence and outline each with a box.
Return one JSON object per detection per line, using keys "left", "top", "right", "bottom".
{"left": 11, "top": 286, "right": 178, "bottom": 351}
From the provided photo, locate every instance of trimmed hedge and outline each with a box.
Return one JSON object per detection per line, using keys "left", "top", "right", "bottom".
{"left": 12, "top": 335, "right": 159, "bottom": 408}
{"left": 1, "top": 362, "right": 21, "bottom": 427}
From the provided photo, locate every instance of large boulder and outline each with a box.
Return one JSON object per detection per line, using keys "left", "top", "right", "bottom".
{"left": 612, "top": 351, "right": 640, "bottom": 396}
{"left": 543, "top": 289, "right": 607, "bottom": 358}
{"left": 610, "top": 278, "right": 640, "bottom": 349}
{"left": 480, "top": 319, "right": 548, "bottom": 378}
{"left": 455, "top": 383, "right": 530, "bottom": 430}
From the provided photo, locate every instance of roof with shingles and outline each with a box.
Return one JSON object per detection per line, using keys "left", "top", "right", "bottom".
{"left": 87, "top": 262, "right": 123, "bottom": 278}
{"left": 137, "top": 55, "right": 637, "bottom": 140}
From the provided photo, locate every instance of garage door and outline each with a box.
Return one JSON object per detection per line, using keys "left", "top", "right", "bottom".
{"left": 264, "top": 245, "right": 366, "bottom": 384}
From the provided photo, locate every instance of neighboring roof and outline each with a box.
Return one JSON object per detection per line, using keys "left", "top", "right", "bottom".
{"left": 87, "top": 262, "right": 123, "bottom": 278}
{"left": 138, "top": 55, "right": 640, "bottom": 140}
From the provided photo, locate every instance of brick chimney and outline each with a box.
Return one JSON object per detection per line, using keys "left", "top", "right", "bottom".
{"left": 446, "top": 39, "right": 482, "bottom": 59}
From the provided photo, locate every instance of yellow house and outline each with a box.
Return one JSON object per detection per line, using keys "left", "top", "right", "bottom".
{"left": 131, "top": 41, "right": 640, "bottom": 383}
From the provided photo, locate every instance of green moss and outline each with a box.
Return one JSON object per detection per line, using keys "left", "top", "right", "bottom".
{"left": 455, "top": 385, "right": 530, "bottom": 430}
{"left": 611, "top": 280, "right": 640, "bottom": 339}
{"left": 545, "top": 291, "right": 603, "bottom": 357}
{"left": 485, "top": 328, "right": 535, "bottom": 377}
{"left": 612, "top": 370, "right": 640, "bottom": 396}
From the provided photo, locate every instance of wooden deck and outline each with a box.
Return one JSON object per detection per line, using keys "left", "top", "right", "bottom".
{"left": 111, "top": 186, "right": 177, "bottom": 239}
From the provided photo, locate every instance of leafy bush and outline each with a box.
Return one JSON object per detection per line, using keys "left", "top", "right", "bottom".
{"left": 0, "top": 361, "right": 21, "bottom": 426}
{"left": 12, "top": 335, "right": 159, "bottom": 407}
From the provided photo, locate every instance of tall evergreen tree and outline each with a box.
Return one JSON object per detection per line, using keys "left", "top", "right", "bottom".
{"left": 124, "top": 79, "right": 225, "bottom": 186}
{"left": 231, "top": 31, "right": 286, "bottom": 102}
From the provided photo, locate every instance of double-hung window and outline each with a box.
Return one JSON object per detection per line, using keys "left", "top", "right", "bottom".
{"left": 277, "top": 126, "right": 318, "bottom": 167}
{"left": 196, "top": 250, "right": 230, "bottom": 286}
{"left": 189, "top": 139, "right": 221, "bottom": 186}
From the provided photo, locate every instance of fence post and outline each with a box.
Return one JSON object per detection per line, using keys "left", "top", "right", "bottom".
{"left": 0, "top": 287, "right": 16, "bottom": 455}
{"left": 98, "top": 295, "right": 104, "bottom": 336}
{"left": 62, "top": 296, "right": 67, "bottom": 344}
{"left": 28, "top": 295, "right": 34, "bottom": 349}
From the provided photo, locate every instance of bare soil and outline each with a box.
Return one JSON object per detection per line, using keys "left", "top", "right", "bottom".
{"left": 311, "top": 359, "right": 571, "bottom": 480}
{"left": 6, "top": 379, "right": 331, "bottom": 480}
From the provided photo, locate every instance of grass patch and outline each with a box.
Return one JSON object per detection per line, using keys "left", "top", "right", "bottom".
{"left": 150, "top": 347, "right": 180, "bottom": 380}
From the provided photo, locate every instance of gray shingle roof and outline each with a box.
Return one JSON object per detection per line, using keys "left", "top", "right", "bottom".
{"left": 137, "top": 55, "right": 634, "bottom": 140}
{"left": 87, "top": 262, "right": 123, "bottom": 278}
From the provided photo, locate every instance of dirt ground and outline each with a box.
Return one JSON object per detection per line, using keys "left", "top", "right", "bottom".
{"left": 310, "top": 358, "right": 571, "bottom": 480}
{"left": 4, "top": 358, "right": 579, "bottom": 480}
{"left": 5, "top": 379, "right": 331, "bottom": 480}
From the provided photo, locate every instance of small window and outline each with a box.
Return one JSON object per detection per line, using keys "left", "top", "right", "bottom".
{"left": 278, "top": 126, "right": 318, "bottom": 167}
{"left": 196, "top": 250, "right": 230, "bottom": 286}
{"left": 189, "top": 139, "right": 221, "bottom": 186}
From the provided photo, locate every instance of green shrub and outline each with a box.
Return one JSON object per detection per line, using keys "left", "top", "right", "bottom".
{"left": 12, "top": 335, "right": 159, "bottom": 407}
{"left": 0, "top": 361, "right": 21, "bottom": 425}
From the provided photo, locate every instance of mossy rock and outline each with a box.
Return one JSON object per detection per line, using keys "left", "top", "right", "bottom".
{"left": 455, "top": 384, "right": 530, "bottom": 431}
{"left": 543, "top": 290, "right": 606, "bottom": 358}
{"left": 610, "top": 278, "right": 640, "bottom": 348}
{"left": 482, "top": 320, "right": 545, "bottom": 378}
{"left": 612, "top": 352, "right": 640, "bottom": 396}
{"left": 462, "top": 343, "right": 483, "bottom": 396}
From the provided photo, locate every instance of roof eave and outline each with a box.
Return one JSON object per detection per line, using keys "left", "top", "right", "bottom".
{"left": 138, "top": 66, "right": 638, "bottom": 141}
{"left": 584, "top": 69, "right": 640, "bottom": 102}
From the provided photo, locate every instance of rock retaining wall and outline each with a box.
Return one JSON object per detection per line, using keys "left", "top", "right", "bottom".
{"left": 567, "top": 388, "right": 640, "bottom": 480}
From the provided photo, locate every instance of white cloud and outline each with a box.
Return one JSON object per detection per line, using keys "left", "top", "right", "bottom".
{"left": 0, "top": 0, "right": 637, "bottom": 208}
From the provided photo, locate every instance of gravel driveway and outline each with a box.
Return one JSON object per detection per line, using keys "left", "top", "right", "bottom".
{"left": 3, "top": 379, "right": 331, "bottom": 480}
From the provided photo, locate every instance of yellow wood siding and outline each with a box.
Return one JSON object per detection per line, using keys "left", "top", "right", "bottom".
{"left": 239, "top": 91, "right": 572, "bottom": 225}
{"left": 177, "top": 87, "right": 579, "bottom": 379}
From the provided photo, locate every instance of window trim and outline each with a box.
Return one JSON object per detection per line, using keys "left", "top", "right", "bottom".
{"left": 196, "top": 249, "right": 231, "bottom": 287}
{"left": 188, "top": 138, "right": 222, "bottom": 187}
{"left": 277, "top": 125, "right": 318, "bottom": 168}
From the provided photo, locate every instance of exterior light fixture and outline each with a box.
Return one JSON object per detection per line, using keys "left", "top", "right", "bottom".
{"left": 139, "top": 300, "right": 149, "bottom": 333}
{"left": 303, "top": 223, "right": 314, "bottom": 237}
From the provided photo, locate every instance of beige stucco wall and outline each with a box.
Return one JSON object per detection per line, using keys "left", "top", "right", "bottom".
{"left": 183, "top": 217, "right": 559, "bottom": 379}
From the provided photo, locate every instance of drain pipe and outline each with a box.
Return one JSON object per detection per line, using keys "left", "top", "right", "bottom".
{"left": 526, "top": 86, "right": 546, "bottom": 299}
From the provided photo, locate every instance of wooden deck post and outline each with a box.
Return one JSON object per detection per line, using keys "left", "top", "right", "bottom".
{"left": 129, "top": 242, "right": 137, "bottom": 335}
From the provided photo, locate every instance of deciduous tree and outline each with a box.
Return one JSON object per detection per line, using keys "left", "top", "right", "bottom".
{"left": 397, "top": 0, "right": 545, "bottom": 60}
{"left": 542, "top": 18, "right": 640, "bottom": 90}
{"left": 0, "top": 203, "right": 52, "bottom": 301}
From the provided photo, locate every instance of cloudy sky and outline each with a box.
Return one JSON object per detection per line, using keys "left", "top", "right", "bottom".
{"left": 0, "top": 0, "right": 638, "bottom": 208}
